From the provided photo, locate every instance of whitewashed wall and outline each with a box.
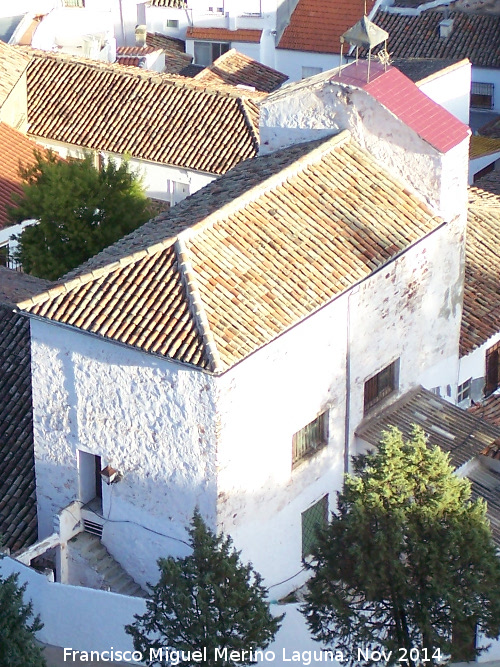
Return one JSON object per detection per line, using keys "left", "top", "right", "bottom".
{"left": 274, "top": 50, "right": 341, "bottom": 83}
{"left": 216, "top": 216, "right": 465, "bottom": 598}
{"left": 417, "top": 60, "right": 471, "bottom": 126}
{"left": 259, "top": 77, "right": 469, "bottom": 223}
{"left": 28, "top": 138, "right": 215, "bottom": 205}
{"left": 30, "top": 320, "right": 219, "bottom": 588}
{"left": 0, "top": 556, "right": 145, "bottom": 655}
{"left": 469, "top": 152, "right": 500, "bottom": 184}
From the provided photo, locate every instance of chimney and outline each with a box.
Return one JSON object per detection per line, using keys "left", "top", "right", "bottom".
{"left": 439, "top": 18, "right": 453, "bottom": 39}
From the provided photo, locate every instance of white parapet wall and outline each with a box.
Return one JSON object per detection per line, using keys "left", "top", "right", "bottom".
{"left": 0, "top": 555, "right": 146, "bottom": 656}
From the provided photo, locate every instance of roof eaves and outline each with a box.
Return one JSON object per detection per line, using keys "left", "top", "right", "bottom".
{"left": 175, "top": 237, "right": 222, "bottom": 373}
{"left": 237, "top": 97, "right": 260, "bottom": 154}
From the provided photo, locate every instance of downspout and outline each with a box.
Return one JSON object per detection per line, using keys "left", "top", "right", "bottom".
{"left": 344, "top": 286, "right": 358, "bottom": 474}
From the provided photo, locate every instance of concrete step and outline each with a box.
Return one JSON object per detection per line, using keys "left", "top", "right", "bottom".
{"left": 70, "top": 533, "right": 146, "bottom": 598}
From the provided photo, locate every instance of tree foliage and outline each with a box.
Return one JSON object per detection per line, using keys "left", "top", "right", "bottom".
{"left": 0, "top": 570, "right": 46, "bottom": 666}
{"left": 9, "top": 151, "right": 152, "bottom": 280}
{"left": 302, "top": 426, "right": 500, "bottom": 666}
{"left": 126, "top": 510, "right": 283, "bottom": 666}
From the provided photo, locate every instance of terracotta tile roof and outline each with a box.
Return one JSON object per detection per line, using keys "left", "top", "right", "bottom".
{"left": 477, "top": 114, "right": 500, "bottom": 139}
{"left": 194, "top": 49, "right": 288, "bottom": 93}
{"left": 186, "top": 27, "right": 262, "bottom": 43}
{"left": 0, "top": 304, "right": 38, "bottom": 553}
{"left": 0, "top": 269, "right": 50, "bottom": 553}
{"left": 392, "top": 58, "right": 465, "bottom": 84}
{"left": 0, "top": 42, "right": 30, "bottom": 109}
{"left": 116, "top": 46, "right": 157, "bottom": 56}
{"left": 0, "top": 266, "right": 51, "bottom": 305}
{"left": 469, "top": 135, "right": 500, "bottom": 159}
{"left": 150, "top": 0, "right": 186, "bottom": 6}
{"left": 145, "top": 34, "right": 194, "bottom": 74}
{"left": 371, "top": 9, "right": 500, "bottom": 68}
{"left": 470, "top": 170, "right": 500, "bottom": 197}
{"left": 329, "top": 60, "right": 470, "bottom": 153}
{"left": 115, "top": 56, "right": 143, "bottom": 67}
{"left": 0, "top": 122, "right": 43, "bottom": 230}
{"left": 19, "top": 132, "right": 443, "bottom": 373}
{"left": 461, "top": 457, "right": 500, "bottom": 548}
{"left": 357, "top": 386, "right": 500, "bottom": 470}
{"left": 469, "top": 395, "right": 500, "bottom": 428}
{"left": 24, "top": 49, "right": 262, "bottom": 175}
{"left": 278, "top": 0, "right": 376, "bottom": 54}
{"left": 460, "top": 188, "right": 500, "bottom": 357}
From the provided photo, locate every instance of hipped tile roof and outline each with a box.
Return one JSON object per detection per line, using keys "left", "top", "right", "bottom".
{"left": 356, "top": 386, "right": 500, "bottom": 470}
{"left": 278, "top": 0, "right": 376, "bottom": 54}
{"left": 23, "top": 49, "right": 263, "bottom": 175}
{"left": 19, "top": 132, "right": 443, "bottom": 373}
{"left": 460, "top": 187, "right": 500, "bottom": 357}
{"left": 0, "top": 268, "right": 51, "bottom": 553}
{"left": 186, "top": 27, "right": 262, "bottom": 43}
{"left": 194, "top": 49, "right": 288, "bottom": 93}
{"left": 0, "top": 41, "right": 30, "bottom": 109}
{"left": 0, "top": 123, "right": 42, "bottom": 230}
{"left": 371, "top": 9, "right": 500, "bottom": 68}
{"left": 145, "top": 32, "right": 194, "bottom": 74}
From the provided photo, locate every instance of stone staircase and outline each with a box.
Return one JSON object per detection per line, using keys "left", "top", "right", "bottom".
{"left": 69, "top": 532, "right": 146, "bottom": 598}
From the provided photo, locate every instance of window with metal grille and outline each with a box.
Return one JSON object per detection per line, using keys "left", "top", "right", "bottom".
{"left": 486, "top": 342, "right": 500, "bottom": 396}
{"left": 471, "top": 82, "right": 494, "bottom": 110}
{"left": 364, "top": 359, "right": 399, "bottom": 414}
{"left": 292, "top": 411, "right": 328, "bottom": 468}
{"left": 63, "top": 0, "right": 85, "bottom": 6}
{"left": 457, "top": 377, "right": 472, "bottom": 403}
{"left": 302, "top": 495, "right": 328, "bottom": 558}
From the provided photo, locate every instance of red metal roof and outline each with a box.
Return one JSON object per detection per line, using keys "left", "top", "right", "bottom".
{"left": 278, "top": 0, "right": 376, "bottom": 54}
{"left": 186, "top": 27, "right": 262, "bottom": 43}
{"left": 331, "top": 60, "right": 470, "bottom": 153}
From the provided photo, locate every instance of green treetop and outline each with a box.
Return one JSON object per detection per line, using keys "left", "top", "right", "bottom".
{"left": 9, "top": 151, "right": 153, "bottom": 280}
{"left": 302, "top": 426, "right": 500, "bottom": 666}
{"left": 126, "top": 510, "right": 283, "bottom": 666}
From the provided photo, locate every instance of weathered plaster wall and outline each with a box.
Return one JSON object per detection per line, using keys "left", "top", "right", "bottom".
{"left": 30, "top": 320, "right": 218, "bottom": 587}
{"left": 215, "top": 216, "right": 465, "bottom": 598}
{"left": 259, "top": 80, "right": 469, "bottom": 222}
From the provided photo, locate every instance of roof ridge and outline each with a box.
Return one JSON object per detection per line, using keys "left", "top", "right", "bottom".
{"left": 178, "top": 130, "right": 352, "bottom": 243}
{"left": 27, "top": 48, "right": 265, "bottom": 100}
{"left": 175, "top": 238, "right": 222, "bottom": 373}
{"left": 238, "top": 97, "right": 260, "bottom": 152}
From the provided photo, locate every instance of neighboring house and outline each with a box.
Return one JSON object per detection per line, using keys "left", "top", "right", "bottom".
{"left": 14, "top": 59, "right": 470, "bottom": 597}
{"left": 0, "top": 267, "right": 51, "bottom": 554}
{"left": 0, "top": 122, "right": 43, "bottom": 269}
{"left": 458, "top": 181, "right": 500, "bottom": 405}
{"left": 144, "top": 0, "right": 377, "bottom": 82}
{"left": 12, "top": 46, "right": 263, "bottom": 206}
{"left": 372, "top": 6, "right": 500, "bottom": 117}
{"left": 275, "top": 0, "right": 377, "bottom": 82}
{"left": 193, "top": 48, "right": 288, "bottom": 92}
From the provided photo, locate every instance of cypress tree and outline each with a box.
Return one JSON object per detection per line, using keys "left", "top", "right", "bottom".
{"left": 302, "top": 426, "right": 500, "bottom": 666}
{"left": 0, "top": 570, "right": 46, "bottom": 666}
{"left": 126, "top": 510, "right": 283, "bottom": 666}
